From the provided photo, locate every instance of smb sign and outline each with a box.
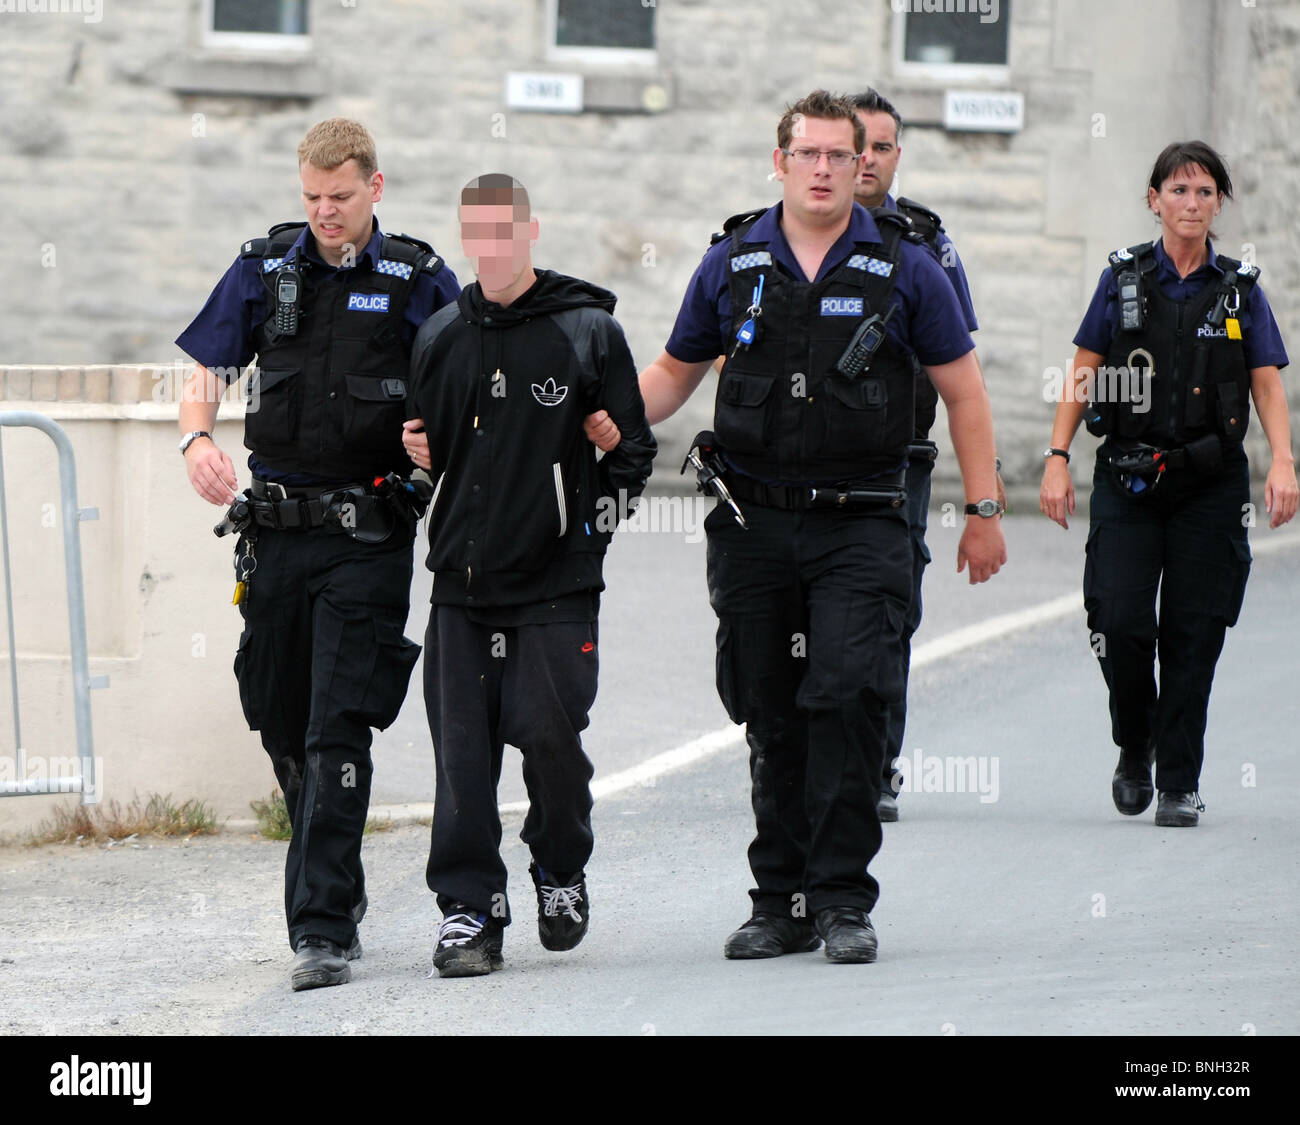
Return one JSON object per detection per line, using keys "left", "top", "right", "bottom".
{"left": 506, "top": 72, "right": 584, "bottom": 113}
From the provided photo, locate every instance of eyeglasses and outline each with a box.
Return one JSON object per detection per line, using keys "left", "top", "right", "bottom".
{"left": 781, "top": 147, "right": 861, "bottom": 168}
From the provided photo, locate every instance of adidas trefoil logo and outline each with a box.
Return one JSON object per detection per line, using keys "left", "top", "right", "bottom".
{"left": 531, "top": 377, "right": 568, "bottom": 406}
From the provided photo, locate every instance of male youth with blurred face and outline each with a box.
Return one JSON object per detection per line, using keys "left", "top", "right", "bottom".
{"left": 404, "top": 175, "right": 655, "bottom": 977}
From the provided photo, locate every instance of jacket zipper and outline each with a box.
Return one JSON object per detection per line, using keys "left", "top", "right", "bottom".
{"left": 553, "top": 462, "right": 568, "bottom": 537}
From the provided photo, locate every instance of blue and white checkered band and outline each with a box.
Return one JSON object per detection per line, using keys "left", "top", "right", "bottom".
{"left": 730, "top": 252, "right": 773, "bottom": 272}
{"left": 847, "top": 255, "right": 893, "bottom": 277}
{"left": 376, "top": 259, "right": 413, "bottom": 279}
{"left": 262, "top": 257, "right": 286, "bottom": 273}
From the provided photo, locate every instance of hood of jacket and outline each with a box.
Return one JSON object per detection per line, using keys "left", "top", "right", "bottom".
{"left": 457, "top": 268, "right": 617, "bottom": 325}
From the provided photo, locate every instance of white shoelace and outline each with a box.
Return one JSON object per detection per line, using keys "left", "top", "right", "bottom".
{"left": 540, "top": 881, "right": 584, "bottom": 922}
{"left": 437, "top": 912, "right": 483, "bottom": 948}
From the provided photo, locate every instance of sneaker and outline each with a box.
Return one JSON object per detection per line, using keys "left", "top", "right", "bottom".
{"left": 1112, "top": 744, "right": 1155, "bottom": 816}
{"left": 291, "top": 935, "right": 352, "bottom": 991}
{"left": 1154, "top": 790, "right": 1204, "bottom": 827}
{"left": 433, "top": 906, "right": 504, "bottom": 978}
{"left": 815, "top": 907, "right": 878, "bottom": 964}
{"left": 530, "top": 864, "right": 590, "bottom": 951}
{"left": 876, "top": 791, "right": 899, "bottom": 822}
{"left": 723, "top": 913, "right": 821, "bottom": 959}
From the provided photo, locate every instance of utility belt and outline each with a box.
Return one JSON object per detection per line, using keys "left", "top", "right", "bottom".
{"left": 214, "top": 473, "right": 432, "bottom": 543}
{"left": 723, "top": 467, "right": 908, "bottom": 512}
{"left": 1102, "top": 434, "right": 1228, "bottom": 500}
{"left": 907, "top": 439, "right": 938, "bottom": 464}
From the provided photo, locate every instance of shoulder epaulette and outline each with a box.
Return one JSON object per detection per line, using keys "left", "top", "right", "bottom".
{"left": 1216, "top": 254, "right": 1260, "bottom": 287}
{"left": 894, "top": 197, "right": 944, "bottom": 250}
{"left": 378, "top": 232, "right": 443, "bottom": 280}
{"left": 710, "top": 207, "right": 769, "bottom": 246}
{"left": 1108, "top": 242, "right": 1156, "bottom": 272}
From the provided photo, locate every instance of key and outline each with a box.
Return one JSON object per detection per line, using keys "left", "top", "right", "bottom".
{"left": 232, "top": 580, "right": 247, "bottom": 606}
{"left": 1225, "top": 317, "right": 1242, "bottom": 340}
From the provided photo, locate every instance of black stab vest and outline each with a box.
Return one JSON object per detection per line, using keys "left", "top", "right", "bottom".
{"left": 1088, "top": 242, "right": 1258, "bottom": 446}
{"left": 895, "top": 197, "right": 945, "bottom": 439}
{"left": 713, "top": 210, "right": 918, "bottom": 483}
{"left": 241, "top": 223, "right": 442, "bottom": 479}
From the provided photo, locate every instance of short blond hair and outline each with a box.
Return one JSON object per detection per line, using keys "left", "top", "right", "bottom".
{"left": 297, "top": 118, "right": 378, "bottom": 179}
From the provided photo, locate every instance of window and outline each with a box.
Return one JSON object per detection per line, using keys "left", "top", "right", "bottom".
{"left": 547, "top": 0, "right": 656, "bottom": 65}
{"left": 892, "top": 0, "right": 1011, "bottom": 81}
{"left": 203, "top": 0, "right": 310, "bottom": 51}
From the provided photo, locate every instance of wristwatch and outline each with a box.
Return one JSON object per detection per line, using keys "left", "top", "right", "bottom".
{"left": 964, "top": 499, "right": 1004, "bottom": 517}
{"left": 1043, "top": 447, "right": 1070, "bottom": 463}
{"left": 178, "top": 430, "right": 212, "bottom": 455}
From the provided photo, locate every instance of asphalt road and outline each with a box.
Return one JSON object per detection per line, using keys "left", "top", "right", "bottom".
{"left": 2, "top": 511, "right": 1298, "bottom": 1036}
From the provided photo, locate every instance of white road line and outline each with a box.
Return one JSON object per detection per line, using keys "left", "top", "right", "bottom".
{"left": 402, "top": 530, "right": 1300, "bottom": 822}
{"left": 563, "top": 528, "right": 1300, "bottom": 806}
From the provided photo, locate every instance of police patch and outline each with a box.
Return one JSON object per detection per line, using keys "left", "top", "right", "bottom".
{"left": 821, "top": 297, "right": 863, "bottom": 316}
{"left": 347, "top": 293, "right": 390, "bottom": 312}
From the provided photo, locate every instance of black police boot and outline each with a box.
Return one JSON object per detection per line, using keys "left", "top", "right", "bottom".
{"left": 529, "top": 864, "right": 589, "bottom": 952}
{"left": 815, "top": 907, "right": 879, "bottom": 964}
{"left": 723, "top": 913, "right": 821, "bottom": 959}
{"left": 876, "top": 791, "right": 900, "bottom": 823}
{"left": 1111, "top": 743, "right": 1155, "bottom": 816}
{"left": 1154, "top": 791, "right": 1204, "bottom": 827}
{"left": 291, "top": 936, "right": 352, "bottom": 992}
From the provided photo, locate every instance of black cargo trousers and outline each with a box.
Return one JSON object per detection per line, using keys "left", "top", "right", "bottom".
{"left": 706, "top": 500, "right": 912, "bottom": 920}
{"left": 882, "top": 454, "right": 935, "bottom": 795}
{"left": 1084, "top": 441, "right": 1252, "bottom": 792}
{"left": 233, "top": 522, "right": 420, "bottom": 952}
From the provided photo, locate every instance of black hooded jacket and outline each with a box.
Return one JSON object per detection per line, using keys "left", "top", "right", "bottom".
{"left": 408, "top": 269, "right": 657, "bottom": 607}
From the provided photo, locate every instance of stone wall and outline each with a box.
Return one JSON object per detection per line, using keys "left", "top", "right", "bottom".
{"left": 4, "top": 0, "right": 1297, "bottom": 485}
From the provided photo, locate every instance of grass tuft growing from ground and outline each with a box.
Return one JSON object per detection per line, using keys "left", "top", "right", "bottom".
{"left": 250, "top": 790, "right": 293, "bottom": 840}
{"left": 25, "top": 793, "right": 218, "bottom": 846}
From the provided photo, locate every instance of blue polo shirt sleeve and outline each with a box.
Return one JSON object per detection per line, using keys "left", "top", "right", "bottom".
{"left": 1241, "top": 282, "right": 1289, "bottom": 370}
{"left": 935, "top": 233, "right": 979, "bottom": 333}
{"left": 175, "top": 255, "right": 266, "bottom": 379}
{"left": 404, "top": 261, "right": 462, "bottom": 340}
{"left": 892, "top": 242, "right": 974, "bottom": 367}
{"left": 664, "top": 242, "right": 733, "bottom": 364}
{"left": 1073, "top": 267, "right": 1118, "bottom": 355}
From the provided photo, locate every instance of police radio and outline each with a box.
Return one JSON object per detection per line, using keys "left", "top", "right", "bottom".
{"left": 1117, "top": 265, "right": 1145, "bottom": 332}
{"left": 274, "top": 265, "right": 301, "bottom": 336}
{"left": 834, "top": 304, "right": 896, "bottom": 380}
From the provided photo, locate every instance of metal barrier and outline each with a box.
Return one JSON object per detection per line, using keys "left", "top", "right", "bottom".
{"left": 0, "top": 412, "right": 102, "bottom": 802}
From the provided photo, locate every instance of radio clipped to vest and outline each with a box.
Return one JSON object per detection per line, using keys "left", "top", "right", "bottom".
{"left": 274, "top": 263, "right": 302, "bottom": 336}
{"left": 835, "top": 303, "right": 897, "bottom": 380}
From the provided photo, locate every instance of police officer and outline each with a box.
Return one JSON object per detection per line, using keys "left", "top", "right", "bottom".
{"left": 637, "top": 91, "right": 1005, "bottom": 963}
{"left": 849, "top": 88, "right": 999, "bottom": 823}
{"left": 1039, "top": 140, "right": 1296, "bottom": 828}
{"left": 176, "top": 118, "right": 461, "bottom": 990}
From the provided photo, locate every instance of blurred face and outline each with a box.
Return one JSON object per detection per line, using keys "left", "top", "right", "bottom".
{"left": 300, "top": 159, "right": 382, "bottom": 265}
{"left": 1149, "top": 163, "right": 1221, "bottom": 245}
{"left": 460, "top": 202, "right": 537, "bottom": 291}
{"left": 854, "top": 111, "right": 901, "bottom": 208}
{"left": 773, "top": 116, "right": 863, "bottom": 227}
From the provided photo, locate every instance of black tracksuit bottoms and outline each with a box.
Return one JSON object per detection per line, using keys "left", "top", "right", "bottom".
{"left": 423, "top": 604, "right": 599, "bottom": 924}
